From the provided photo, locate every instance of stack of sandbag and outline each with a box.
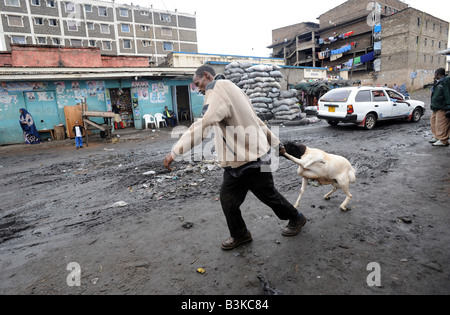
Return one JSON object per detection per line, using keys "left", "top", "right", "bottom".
{"left": 225, "top": 63, "right": 284, "bottom": 121}
{"left": 224, "top": 62, "right": 253, "bottom": 85}
{"left": 271, "top": 89, "right": 302, "bottom": 121}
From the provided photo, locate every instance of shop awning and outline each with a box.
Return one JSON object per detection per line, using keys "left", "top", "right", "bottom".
{"left": 0, "top": 67, "right": 197, "bottom": 81}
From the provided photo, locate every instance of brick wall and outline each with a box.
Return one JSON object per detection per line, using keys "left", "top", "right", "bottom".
{"left": 10, "top": 45, "right": 102, "bottom": 67}
{"left": 0, "top": 52, "right": 12, "bottom": 66}
{"left": 2, "top": 45, "right": 150, "bottom": 68}
{"left": 380, "top": 7, "right": 449, "bottom": 89}
{"left": 319, "top": 0, "right": 409, "bottom": 29}
{"left": 101, "top": 55, "right": 149, "bottom": 68}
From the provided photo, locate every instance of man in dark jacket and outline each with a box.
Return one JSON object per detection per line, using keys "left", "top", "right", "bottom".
{"left": 429, "top": 68, "right": 450, "bottom": 147}
{"left": 163, "top": 106, "right": 177, "bottom": 127}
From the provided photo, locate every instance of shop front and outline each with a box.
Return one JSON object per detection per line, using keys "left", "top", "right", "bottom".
{"left": 0, "top": 72, "right": 204, "bottom": 146}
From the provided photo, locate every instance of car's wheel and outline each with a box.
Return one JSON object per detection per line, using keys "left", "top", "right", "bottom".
{"left": 364, "top": 113, "right": 377, "bottom": 130}
{"left": 327, "top": 120, "right": 339, "bottom": 126}
{"left": 411, "top": 107, "right": 423, "bottom": 123}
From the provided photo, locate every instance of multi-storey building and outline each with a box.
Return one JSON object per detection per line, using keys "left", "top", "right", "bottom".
{"left": 0, "top": 0, "right": 198, "bottom": 66}
{"left": 268, "top": 22, "right": 320, "bottom": 67}
{"left": 270, "top": 0, "right": 449, "bottom": 89}
{"left": 380, "top": 7, "right": 449, "bottom": 89}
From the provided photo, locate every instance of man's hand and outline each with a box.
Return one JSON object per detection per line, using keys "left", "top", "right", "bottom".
{"left": 164, "top": 153, "right": 175, "bottom": 171}
{"left": 279, "top": 146, "right": 286, "bottom": 156}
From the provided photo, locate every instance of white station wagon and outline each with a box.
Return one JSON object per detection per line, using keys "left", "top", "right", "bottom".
{"left": 317, "top": 87, "right": 425, "bottom": 130}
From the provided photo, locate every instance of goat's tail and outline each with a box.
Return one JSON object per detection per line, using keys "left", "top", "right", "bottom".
{"left": 349, "top": 167, "right": 357, "bottom": 183}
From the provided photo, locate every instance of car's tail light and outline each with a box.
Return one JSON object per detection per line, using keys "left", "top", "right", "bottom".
{"left": 347, "top": 105, "right": 354, "bottom": 114}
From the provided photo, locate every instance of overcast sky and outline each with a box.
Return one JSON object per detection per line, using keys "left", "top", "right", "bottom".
{"left": 117, "top": 0, "right": 450, "bottom": 57}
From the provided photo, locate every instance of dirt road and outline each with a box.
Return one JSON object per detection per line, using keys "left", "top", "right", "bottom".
{"left": 0, "top": 89, "right": 448, "bottom": 295}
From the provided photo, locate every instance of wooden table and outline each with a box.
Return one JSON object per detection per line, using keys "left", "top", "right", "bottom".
{"left": 82, "top": 110, "right": 115, "bottom": 147}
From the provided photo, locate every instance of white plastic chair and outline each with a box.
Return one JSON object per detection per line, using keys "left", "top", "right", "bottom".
{"left": 154, "top": 113, "right": 167, "bottom": 128}
{"left": 143, "top": 114, "right": 156, "bottom": 129}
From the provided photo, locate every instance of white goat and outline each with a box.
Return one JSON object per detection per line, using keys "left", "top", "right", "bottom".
{"left": 282, "top": 141, "right": 356, "bottom": 211}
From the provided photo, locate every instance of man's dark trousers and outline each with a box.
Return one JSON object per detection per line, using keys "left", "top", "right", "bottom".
{"left": 220, "top": 167, "right": 300, "bottom": 239}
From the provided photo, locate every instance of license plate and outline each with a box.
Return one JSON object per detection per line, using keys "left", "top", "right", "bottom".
{"left": 328, "top": 107, "right": 336, "bottom": 113}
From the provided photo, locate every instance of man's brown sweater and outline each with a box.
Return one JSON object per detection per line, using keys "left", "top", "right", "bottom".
{"left": 172, "top": 78, "right": 280, "bottom": 169}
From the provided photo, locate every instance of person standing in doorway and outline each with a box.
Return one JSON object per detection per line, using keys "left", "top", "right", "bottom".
{"left": 429, "top": 68, "right": 450, "bottom": 147}
{"left": 163, "top": 65, "right": 306, "bottom": 250}
{"left": 19, "top": 108, "right": 42, "bottom": 145}
{"left": 112, "top": 100, "right": 125, "bottom": 130}
{"left": 72, "top": 121, "right": 85, "bottom": 149}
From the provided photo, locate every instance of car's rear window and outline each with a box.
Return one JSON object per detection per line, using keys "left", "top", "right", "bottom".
{"left": 321, "top": 89, "right": 352, "bottom": 102}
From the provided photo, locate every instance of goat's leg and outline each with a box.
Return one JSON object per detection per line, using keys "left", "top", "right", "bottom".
{"left": 324, "top": 183, "right": 338, "bottom": 200}
{"left": 294, "top": 178, "right": 308, "bottom": 209}
{"left": 339, "top": 182, "right": 353, "bottom": 212}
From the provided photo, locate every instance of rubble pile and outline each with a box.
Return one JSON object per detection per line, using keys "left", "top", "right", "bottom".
{"left": 224, "top": 62, "right": 301, "bottom": 122}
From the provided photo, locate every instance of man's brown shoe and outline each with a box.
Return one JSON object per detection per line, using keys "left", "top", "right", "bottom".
{"left": 221, "top": 231, "right": 253, "bottom": 250}
{"left": 282, "top": 215, "right": 307, "bottom": 237}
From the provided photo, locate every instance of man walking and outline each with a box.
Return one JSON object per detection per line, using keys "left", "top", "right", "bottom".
{"left": 429, "top": 68, "right": 450, "bottom": 147}
{"left": 164, "top": 65, "right": 306, "bottom": 250}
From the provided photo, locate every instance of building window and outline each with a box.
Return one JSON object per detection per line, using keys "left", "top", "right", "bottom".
{"left": 65, "top": 2, "right": 75, "bottom": 13}
{"left": 85, "top": 4, "right": 92, "bottom": 12}
{"left": 140, "top": 11, "right": 149, "bottom": 16}
{"left": 160, "top": 14, "right": 171, "bottom": 22}
{"left": 31, "top": 0, "right": 40, "bottom": 6}
{"left": 119, "top": 8, "right": 128, "bottom": 17}
{"left": 49, "top": 19, "right": 57, "bottom": 26}
{"left": 161, "top": 28, "right": 172, "bottom": 36}
{"left": 103, "top": 41, "right": 112, "bottom": 50}
{"left": 141, "top": 25, "right": 150, "bottom": 32}
{"left": 98, "top": 6, "right": 107, "bottom": 17}
{"left": 424, "top": 38, "right": 427, "bottom": 46}
{"left": 71, "top": 39, "right": 82, "bottom": 47}
{"left": 424, "top": 55, "right": 426, "bottom": 63}
{"left": 67, "top": 20, "right": 78, "bottom": 31}
{"left": 431, "top": 56, "right": 433, "bottom": 64}
{"left": 142, "top": 40, "right": 151, "bottom": 47}
{"left": 123, "top": 39, "right": 132, "bottom": 49}
{"left": 52, "top": 38, "right": 60, "bottom": 45}
{"left": 46, "top": 0, "right": 55, "bottom": 7}
{"left": 87, "top": 22, "right": 94, "bottom": 30}
{"left": 416, "top": 36, "right": 419, "bottom": 44}
{"left": 8, "top": 15, "right": 23, "bottom": 27}
{"left": 34, "top": 17, "right": 43, "bottom": 25}
{"left": 88, "top": 40, "right": 96, "bottom": 47}
{"left": 100, "top": 24, "right": 110, "bottom": 34}
{"left": 37, "top": 37, "right": 46, "bottom": 44}
{"left": 121, "top": 24, "right": 130, "bottom": 33}
{"left": 163, "top": 42, "right": 173, "bottom": 51}
{"left": 5, "top": 0, "right": 20, "bottom": 7}
{"left": 12, "top": 36, "right": 26, "bottom": 44}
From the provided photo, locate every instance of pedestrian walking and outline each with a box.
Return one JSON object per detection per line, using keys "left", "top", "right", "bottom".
{"left": 429, "top": 68, "right": 450, "bottom": 147}
{"left": 164, "top": 65, "right": 306, "bottom": 250}
{"left": 19, "top": 108, "right": 42, "bottom": 145}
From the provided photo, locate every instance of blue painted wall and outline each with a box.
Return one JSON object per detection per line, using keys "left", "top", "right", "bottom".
{"left": 0, "top": 77, "right": 204, "bottom": 145}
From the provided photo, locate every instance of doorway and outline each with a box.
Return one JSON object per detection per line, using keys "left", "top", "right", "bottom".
{"left": 109, "top": 88, "right": 134, "bottom": 128}
{"left": 175, "top": 86, "right": 191, "bottom": 123}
